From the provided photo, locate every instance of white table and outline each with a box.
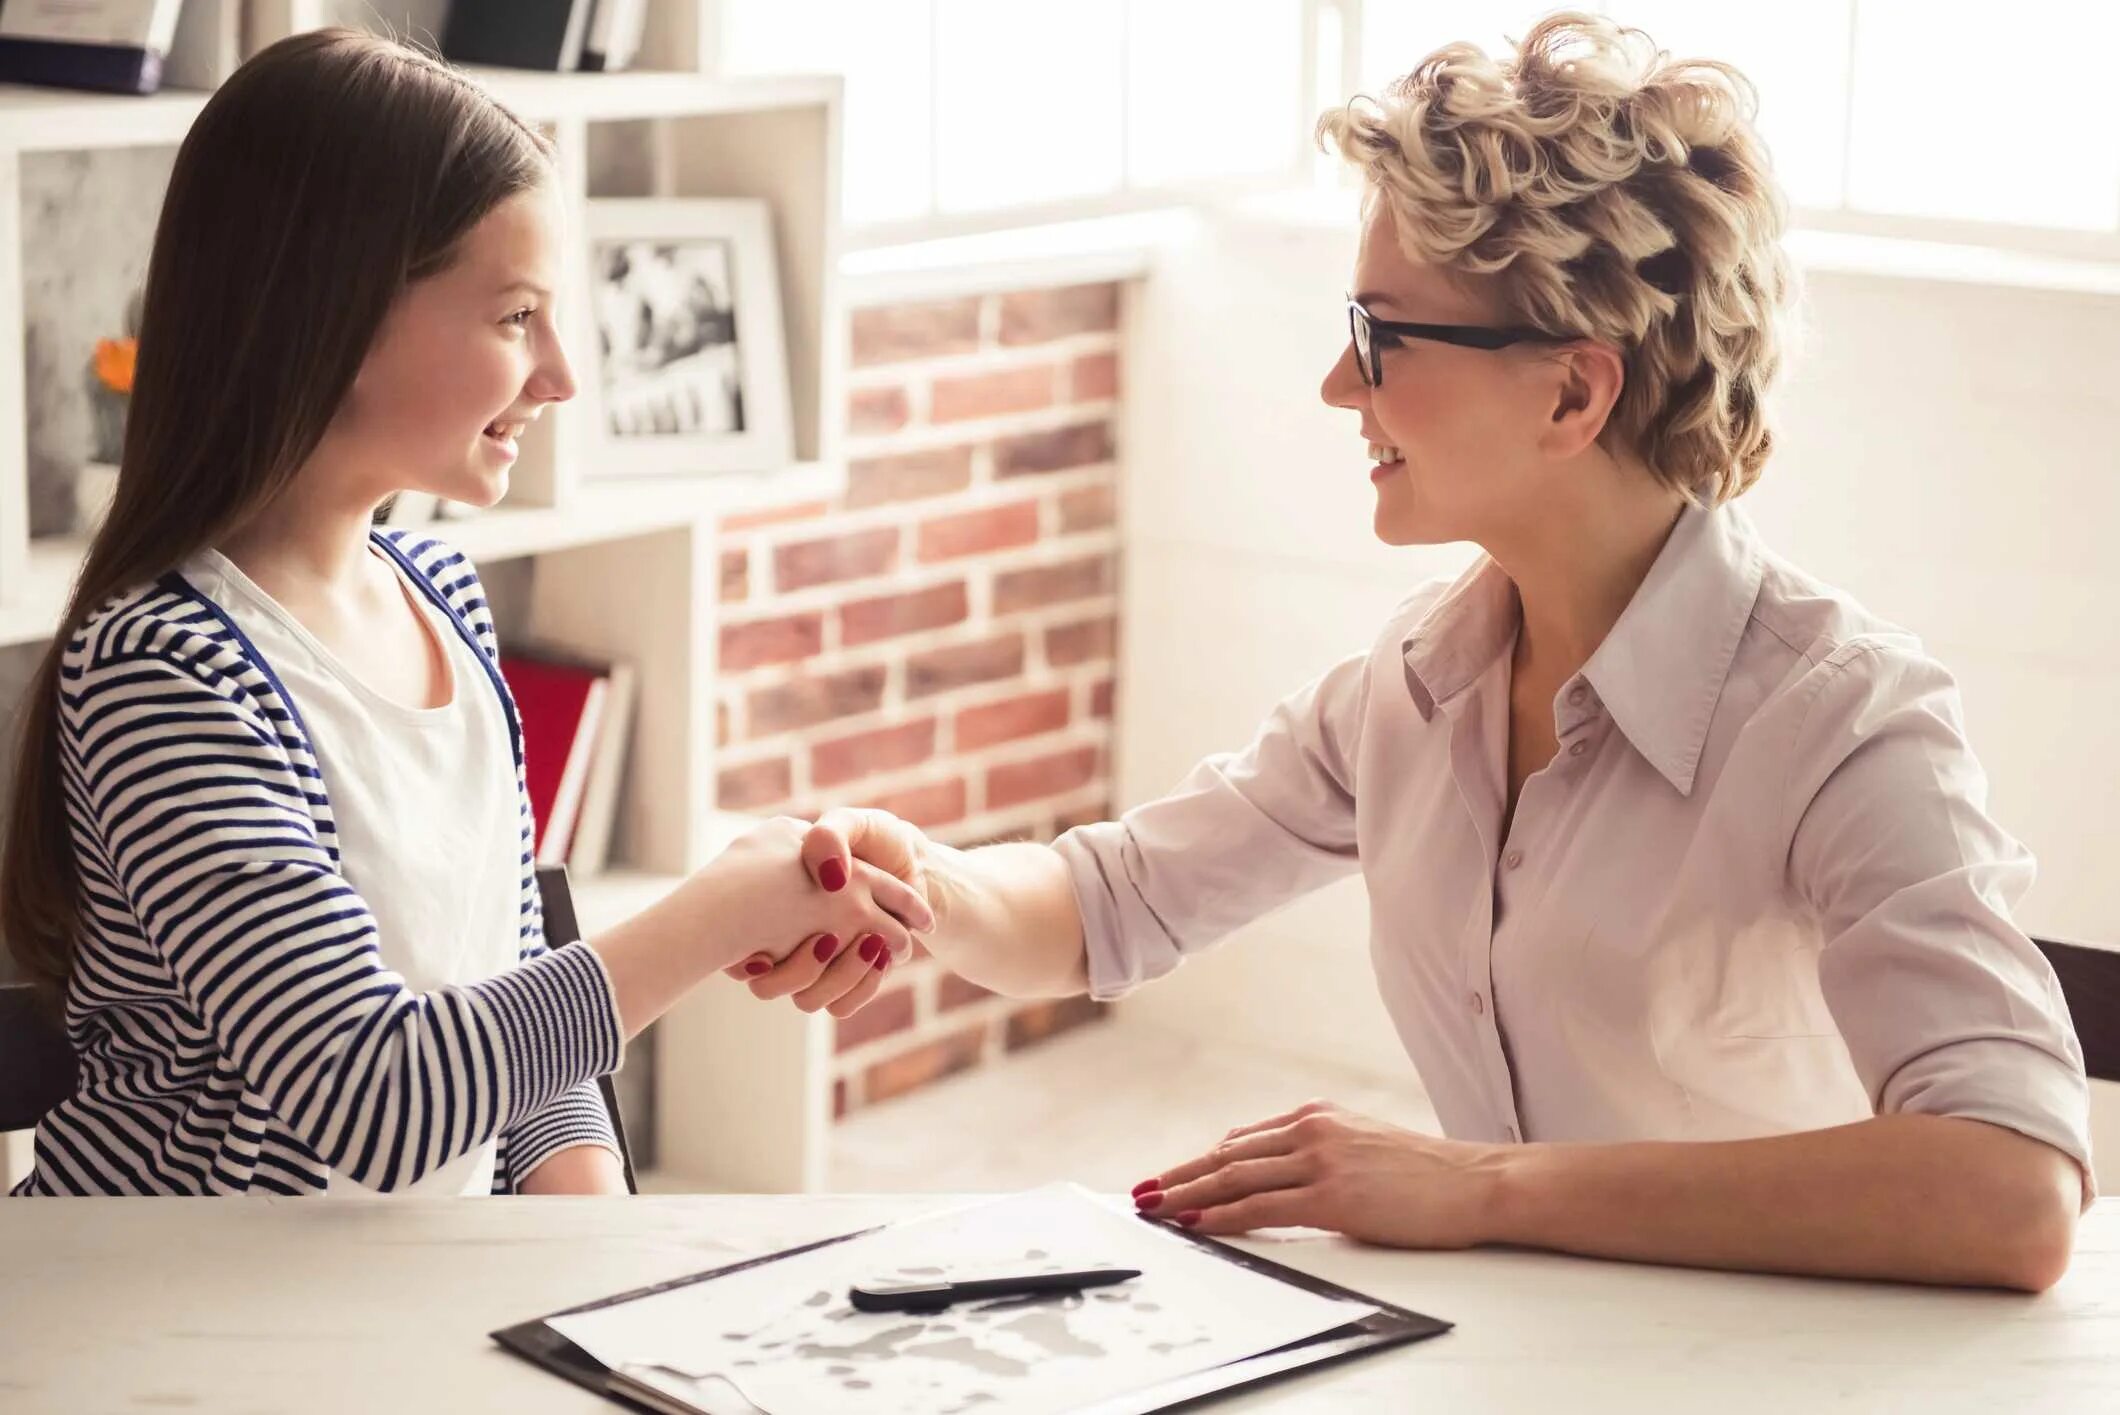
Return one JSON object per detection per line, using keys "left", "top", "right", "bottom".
{"left": 2, "top": 1196, "right": 2115, "bottom": 1413}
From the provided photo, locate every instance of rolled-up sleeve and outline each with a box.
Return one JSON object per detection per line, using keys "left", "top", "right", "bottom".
{"left": 1054, "top": 651, "right": 1370, "bottom": 1001}
{"left": 1786, "top": 638, "right": 2095, "bottom": 1204}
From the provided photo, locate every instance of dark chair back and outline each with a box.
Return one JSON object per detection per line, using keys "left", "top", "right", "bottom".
{"left": 0, "top": 983, "right": 77, "bottom": 1134}
{"left": 2033, "top": 937, "right": 2120, "bottom": 1084}
{"left": 536, "top": 864, "right": 640, "bottom": 1193}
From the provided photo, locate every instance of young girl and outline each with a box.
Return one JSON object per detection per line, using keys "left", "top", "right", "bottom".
{"left": 1, "top": 30, "right": 926, "bottom": 1197}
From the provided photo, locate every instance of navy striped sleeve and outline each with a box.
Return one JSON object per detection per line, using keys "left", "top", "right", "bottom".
{"left": 59, "top": 646, "right": 625, "bottom": 1192}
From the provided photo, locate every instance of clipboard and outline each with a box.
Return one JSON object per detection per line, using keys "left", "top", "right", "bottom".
{"left": 491, "top": 1198, "right": 1451, "bottom": 1413}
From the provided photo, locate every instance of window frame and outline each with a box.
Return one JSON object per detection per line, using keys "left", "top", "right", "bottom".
{"left": 709, "top": 0, "right": 2120, "bottom": 262}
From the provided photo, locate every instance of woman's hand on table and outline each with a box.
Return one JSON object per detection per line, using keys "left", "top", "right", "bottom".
{"left": 1132, "top": 1100, "right": 1512, "bottom": 1248}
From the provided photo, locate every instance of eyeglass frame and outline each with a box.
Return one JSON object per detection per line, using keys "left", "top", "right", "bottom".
{"left": 1346, "top": 297, "right": 1577, "bottom": 388}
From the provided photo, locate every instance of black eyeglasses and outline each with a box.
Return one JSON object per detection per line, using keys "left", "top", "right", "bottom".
{"left": 1346, "top": 298, "right": 1573, "bottom": 388}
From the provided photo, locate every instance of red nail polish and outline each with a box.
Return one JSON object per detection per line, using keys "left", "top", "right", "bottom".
{"left": 1134, "top": 1189, "right": 1163, "bottom": 1211}
{"left": 813, "top": 935, "right": 840, "bottom": 963}
{"left": 818, "top": 858, "right": 848, "bottom": 892}
{"left": 744, "top": 957, "right": 771, "bottom": 977}
{"left": 1130, "top": 1179, "right": 1160, "bottom": 1199}
{"left": 1175, "top": 1210, "right": 1202, "bottom": 1227}
{"left": 858, "top": 936, "right": 882, "bottom": 964}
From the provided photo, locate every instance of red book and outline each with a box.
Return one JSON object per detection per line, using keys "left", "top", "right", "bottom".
{"left": 500, "top": 653, "right": 610, "bottom": 865}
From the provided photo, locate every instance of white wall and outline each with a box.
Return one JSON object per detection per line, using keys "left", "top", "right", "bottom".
{"left": 1113, "top": 199, "right": 2120, "bottom": 1185}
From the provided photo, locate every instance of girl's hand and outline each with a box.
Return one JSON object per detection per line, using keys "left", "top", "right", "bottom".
{"left": 723, "top": 808, "right": 938, "bottom": 1014}
{"left": 689, "top": 816, "right": 932, "bottom": 976}
{"left": 1130, "top": 1100, "right": 1510, "bottom": 1247}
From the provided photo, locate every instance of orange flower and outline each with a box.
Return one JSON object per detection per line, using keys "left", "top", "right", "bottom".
{"left": 95, "top": 338, "right": 136, "bottom": 396}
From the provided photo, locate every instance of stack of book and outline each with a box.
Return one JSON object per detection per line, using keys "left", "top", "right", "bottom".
{"left": 443, "top": 0, "right": 647, "bottom": 73}
{"left": 500, "top": 648, "right": 638, "bottom": 874}
{"left": 0, "top": 0, "right": 653, "bottom": 96}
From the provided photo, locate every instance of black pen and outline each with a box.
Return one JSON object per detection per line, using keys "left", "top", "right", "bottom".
{"left": 850, "top": 1268, "right": 1142, "bottom": 1313}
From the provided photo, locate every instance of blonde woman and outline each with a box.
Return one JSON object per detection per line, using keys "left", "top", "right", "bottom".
{"left": 750, "top": 12, "right": 2093, "bottom": 1289}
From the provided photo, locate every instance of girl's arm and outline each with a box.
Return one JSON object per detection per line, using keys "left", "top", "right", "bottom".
{"left": 515, "top": 1143, "right": 627, "bottom": 1195}
{"left": 69, "top": 650, "right": 925, "bottom": 1192}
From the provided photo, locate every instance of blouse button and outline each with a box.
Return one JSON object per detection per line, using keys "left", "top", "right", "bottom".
{"left": 1567, "top": 685, "right": 1588, "bottom": 706}
{"left": 1470, "top": 992, "right": 1486, "bottom": 1017}
{"left": 1503, "top": 850, "right": 1523, "bottom": 870}
{"left": 1568, "top": 740, "right": 1589, "bottom": 758}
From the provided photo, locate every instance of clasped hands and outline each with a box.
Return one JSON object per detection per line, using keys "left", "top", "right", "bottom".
{"left": 701, "top": 806, "right": 1506, "bottom": 1247}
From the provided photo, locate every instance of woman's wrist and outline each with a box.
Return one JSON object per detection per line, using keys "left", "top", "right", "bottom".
{"left": 1479, "top": 1141, "right": 1564, "bottom": 1249}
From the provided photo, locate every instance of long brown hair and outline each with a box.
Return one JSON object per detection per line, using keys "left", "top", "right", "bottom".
{"left": 1, "top": 30, "right": 552, "bottom": 1000}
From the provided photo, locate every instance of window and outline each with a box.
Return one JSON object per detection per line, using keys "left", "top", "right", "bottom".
{"left": 715, "top": 0, "right": 2120, "bottom": 248}
{"left": 715, "top": 0, "right": 1306, "bottom": 234}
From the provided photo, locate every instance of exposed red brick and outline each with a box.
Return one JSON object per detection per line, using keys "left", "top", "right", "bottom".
{"left": 930, "top": 365, "right": 1056, "bottom": 423}
{"left": 774, "top": 526, "right": 899, "bottom": 592}
{"left": 717, "top": 755, "right": 792, "bottom": 811}
{"left": 834, "top": 984, "right": 915, "bottom": 1054}
{"left": 719, "top": 548, "right": 749, "bottom": 602}
{"left": 865, "top": 1024, "right": 988, "bottom": 1103}
{"left": 721, "top": 499, "right": 830, "bottom": 534}
{"left": 1046, "top": 615, "right": 1116, "bottom": 668}
{"left": 1071, "top": 351, "right": 1120, "bottom": 401}
{"left": 956, "top": 689, "right": 1070, "bottom": 751}
{"left": 746, "top": 666, "right": 888, "bottom": 736}
{"left": 994, "top": 554, "right": 1115, "bottom": 615}
{"left": 1005, "top": 995, "right": 1106, "bottom": 1050}
{"left": 1090, "top": 678, "right": 1116, "bottom": 718}
{"left": 852, "top": 298, "right": 981, "bottom": 366}
{"left": 917, "top": 501, "right": 1039, "bottom": 562}
{"left": 938, "top": 972, "right": 995, "bottom": 1011}
{"left": 1057, "top": 483, "right": 1116, "bottom": 534}
{"left": 716, "top": 700, "right": 732, "bottom": 747}
{"left": 840, "top": 582, "right": 970, "bottom": 647}
{"left": 999, "top": 284, "right": 1120, "bottom": 345}
{"left": 849, "top": 384, "right": 911, "bottom": 435}
{"left": 905, "top": 635, "right": 1026, "bottom": 699}
{"left": 844, "top": 445, "right": 975, "bottom": 509}
{"left": 812, "top": 718, "right": 937, "bottom": 789}
{"left": 719, "top": 613, "right": 824, "bottom": 671}
{"left": 860, "top": 776, "right": 969, "bottom": 830}
{"left": 987, "top": 745, "right": 1099, "bottom": 811}
{"left": 995, "top": 420, "right": 1116, "bottom": 479}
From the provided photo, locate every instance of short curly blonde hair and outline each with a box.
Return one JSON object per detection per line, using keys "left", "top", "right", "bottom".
{"left": 1319, "top": 10, "right": 1792, "bottom": 503}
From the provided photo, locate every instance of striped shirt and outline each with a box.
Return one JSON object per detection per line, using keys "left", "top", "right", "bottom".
{"left": 13, "top": 531, "right": 624, "bottom": 1196}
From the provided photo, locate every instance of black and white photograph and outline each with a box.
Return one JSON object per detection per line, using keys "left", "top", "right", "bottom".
{"left": 593, "top": 237, "right": 745, "bottom": 439}
{"left": 581, "top": 198, "right": 792, "bottom": 477}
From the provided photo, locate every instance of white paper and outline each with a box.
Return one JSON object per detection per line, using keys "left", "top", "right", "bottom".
{"left": 551, "top": 1185, "right": 1374, "bottom": 1415}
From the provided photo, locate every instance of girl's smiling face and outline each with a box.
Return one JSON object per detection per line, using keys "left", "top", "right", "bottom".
{"left": 327, "top": 183, "right": 577, "bottom": 509}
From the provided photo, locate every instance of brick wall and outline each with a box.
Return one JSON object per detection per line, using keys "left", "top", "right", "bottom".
{"left": 713, "top": 281, "right": 1124, "bottom": 1118}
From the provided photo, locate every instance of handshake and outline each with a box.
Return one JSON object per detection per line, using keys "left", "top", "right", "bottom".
{"left": 697, "top": 806, "right": 939, "bottom": 1021}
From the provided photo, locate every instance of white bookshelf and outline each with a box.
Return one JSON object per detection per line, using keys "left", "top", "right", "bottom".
{"left": 0, "top": 8, "right": 841, "bottom": 1195}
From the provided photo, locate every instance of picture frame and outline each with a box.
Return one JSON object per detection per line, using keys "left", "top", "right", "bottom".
{"left": 580, "top": 198, "right": 793, "bottom": 478}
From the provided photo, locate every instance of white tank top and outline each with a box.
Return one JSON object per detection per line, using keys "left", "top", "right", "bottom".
{"left": 183, "top": 546, "right": 523, "bottom": 1196}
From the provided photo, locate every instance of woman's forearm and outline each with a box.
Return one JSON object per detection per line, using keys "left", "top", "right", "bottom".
{"left": 918, "top": 839, "right": 1090, "bottom": 998}
{"left": 1490, "top": 1114, "right": 2083, "bottom": 1291}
